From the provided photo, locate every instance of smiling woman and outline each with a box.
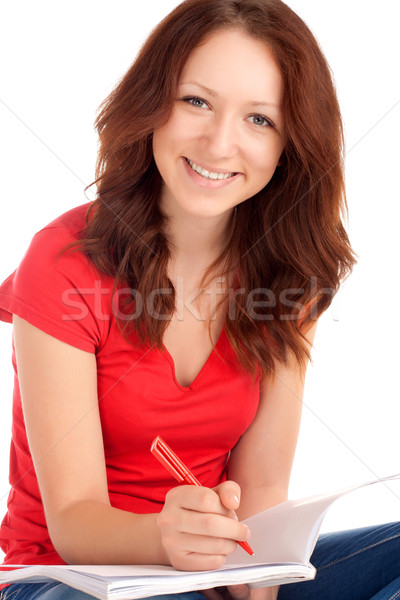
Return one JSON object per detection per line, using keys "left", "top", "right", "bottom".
{"left": 153, "top": 29, "right": 285, "bottom": 220}
{"left": 75, "top": 0, "right": 355, "bottom": 380}
{"left": 0, "top": 2, "right": 399, "bottom": 600}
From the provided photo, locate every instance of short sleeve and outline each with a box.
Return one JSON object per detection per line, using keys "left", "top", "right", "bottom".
{"left": 0, "top": 220, "right": 111, "bottom": 353}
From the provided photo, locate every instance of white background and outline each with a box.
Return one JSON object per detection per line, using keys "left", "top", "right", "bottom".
{"left": 0, "top": 1, "right": 399, "bottom": 559}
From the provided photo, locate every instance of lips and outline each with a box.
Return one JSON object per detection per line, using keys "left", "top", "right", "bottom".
{"left": 185, "top": 157, "right": 237, "bottom": 180}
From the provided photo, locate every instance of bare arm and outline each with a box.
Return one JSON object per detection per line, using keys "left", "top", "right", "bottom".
{"left": 226, "top": 322, "right": 318, "bottom": 600}
{"left": 13, "top": 315, "right": 248, "bottom": 568}
{"left": 13, "top": 314, "right": 168, "bottom": 565}
{"left": 228, "top": 321, "right": 317, "bottom": 517}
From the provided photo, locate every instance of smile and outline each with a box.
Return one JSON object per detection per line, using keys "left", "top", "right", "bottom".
{"left": 185, "top": 158, "right": 236, "bottom": 180}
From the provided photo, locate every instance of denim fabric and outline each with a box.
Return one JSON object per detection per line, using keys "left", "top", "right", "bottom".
{"left": 278, "top": 522, "right": 400, "bottom": 600}
{"left": 0, "top": 584, "right": 206, "bottom": 600}
{"left": 0, "top": 584, "right": 205, "bottom": 600}
{"left": 0, "top": 583, "right": 95, "bottom": 600}
{"left": 2, "top": 522, "right": 400, "bottom": 600}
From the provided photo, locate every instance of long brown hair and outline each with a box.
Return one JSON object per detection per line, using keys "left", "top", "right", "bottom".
{"left": 69, "top": 0, "right": 356, "bottom": 381}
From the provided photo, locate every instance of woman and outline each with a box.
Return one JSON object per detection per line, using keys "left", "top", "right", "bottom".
{"left": 0, "top": 1, "right": 399, "bottom": 599}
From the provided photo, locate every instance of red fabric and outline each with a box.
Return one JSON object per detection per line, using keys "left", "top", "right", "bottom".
{"left": 0, "top": 203, "right": 261, "bottom": 565}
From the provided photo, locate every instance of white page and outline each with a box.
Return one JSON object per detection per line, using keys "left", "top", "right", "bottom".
{"left": 226, "top": 472, "right": 400, "bottom": 566}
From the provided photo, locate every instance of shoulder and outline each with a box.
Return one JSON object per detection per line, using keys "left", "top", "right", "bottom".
{"left": 44, "top": 202, "right": 91, "bottom": 231}
{"left": 14, "top": 202, "right": 97, "bottom": 281}
{"left": 0, "top": 202, "right": 110, "bottom": 351}
{"left": 29, "top": 201, "right": 92, "bottom": 251}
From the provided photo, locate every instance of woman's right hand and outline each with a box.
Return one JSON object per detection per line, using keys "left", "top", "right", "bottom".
{"left": 157, "top": 480, "right": 251, "bottom": 571}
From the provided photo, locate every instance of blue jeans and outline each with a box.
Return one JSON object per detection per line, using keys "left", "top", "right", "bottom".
{"left": 0, "top": 587, "right": 205, "bottom": 600}
{"left": 278, "top": 522, "right": 400, "bottom": 600}
{"left": 2, "top": 522, "right": 400, "bottom": 600}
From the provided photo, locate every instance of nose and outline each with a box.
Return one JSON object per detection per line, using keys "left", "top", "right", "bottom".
{"left": 202, "top": 113, "right": 239, "bottom": 159}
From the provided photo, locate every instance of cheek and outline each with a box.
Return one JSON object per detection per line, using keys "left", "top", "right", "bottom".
{"left": 152, "top": 127, "right": 169, "bottom": 158}
{"left": 251, "top": 138, "right": 283, "bottom": 177}
{"left": 153, "top": 116, "right": 193, "bottom": 161}
{"left": 152, "top": 126, "right": 175, "bottom": 178}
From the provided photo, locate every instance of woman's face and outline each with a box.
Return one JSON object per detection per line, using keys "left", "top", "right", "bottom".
{"left": 152, "top": 28, "right": 285, "bottom": 221}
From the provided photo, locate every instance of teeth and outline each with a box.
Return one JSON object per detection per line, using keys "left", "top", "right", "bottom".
{"left": 187, "top": 158, "right": 235, "bottom": 180}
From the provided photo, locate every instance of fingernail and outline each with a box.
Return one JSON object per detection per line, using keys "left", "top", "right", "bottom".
{"left": 233, "top": 494, "right": 240, "bottom": 506}
{"left": 244, "top": 525, "right": 251, "bottom": 539}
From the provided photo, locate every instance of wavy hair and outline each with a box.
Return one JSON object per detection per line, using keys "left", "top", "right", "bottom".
{"left": 68, "top": 0, "right": 357, "bottom": 381}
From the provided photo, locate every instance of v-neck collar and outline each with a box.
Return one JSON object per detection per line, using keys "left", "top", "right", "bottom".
{"left": 160, "top": 324, "right": 226, "bottom": 391}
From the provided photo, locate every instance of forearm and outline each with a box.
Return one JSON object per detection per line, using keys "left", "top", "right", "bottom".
{"left": 48, "top": 500, "right": 168, "bottom": 565}
{"left": 234, "top": 483, "right": 288, "bottom": 522}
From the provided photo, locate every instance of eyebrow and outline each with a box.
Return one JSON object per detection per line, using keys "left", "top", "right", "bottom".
{"left": 179, "top": 80, "right": 281, "bottom": 110}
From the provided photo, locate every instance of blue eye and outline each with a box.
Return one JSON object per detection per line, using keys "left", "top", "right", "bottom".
{"left": 182, "top": 96, "right": 208, "bottom": 109}
{"left": 249, "top": 114, "right": 273, "bottom": 128}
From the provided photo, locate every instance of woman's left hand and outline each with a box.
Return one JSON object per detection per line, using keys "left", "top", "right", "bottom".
{"left": 202, "top": 584, "right": 279, "bottom": 600}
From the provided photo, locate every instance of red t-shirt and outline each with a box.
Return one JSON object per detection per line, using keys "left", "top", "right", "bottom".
{"left": 0, "top": 203, "right": 261, "bottom": 565}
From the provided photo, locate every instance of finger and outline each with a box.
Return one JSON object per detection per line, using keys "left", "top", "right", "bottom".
{"left": 214, "top": 587, "right": 235, "bottom": 600}
{"left": 213, "top": 480, "right": 241, "bottom": 512}
{"left": 178, "top": 509, "right": 250, "bottom": 542}
{"left": 249, "top": 587, "right": 279, "bottom": 600}
{"left": 227, "top": 584, "right": 251, "bottom": 600}
{"left": 202, "top": 589, "right": 225, "bottom": 600}
{"left": 167, "top": 485, "right": 232, "bottom": 516}
{"left": 172, "top": 551, "right": 227, "bottom": 572}
{"left": 173, "top": 531, "right": 238, "bottom": 556}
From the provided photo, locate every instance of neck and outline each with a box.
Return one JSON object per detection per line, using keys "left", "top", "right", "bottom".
{"left": 161, "top": 206, "right": 235, "bottom": 275}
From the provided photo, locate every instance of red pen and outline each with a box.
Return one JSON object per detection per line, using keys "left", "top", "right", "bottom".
{"left": 150, "top": 435, "right": 254, "bottom": 556}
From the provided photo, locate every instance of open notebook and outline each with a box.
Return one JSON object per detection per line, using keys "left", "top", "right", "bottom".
{"left": 0, "top": 474, "right": 398, "bottom": 600}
